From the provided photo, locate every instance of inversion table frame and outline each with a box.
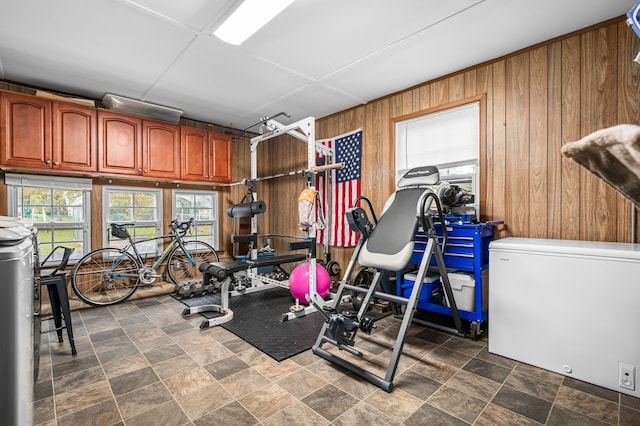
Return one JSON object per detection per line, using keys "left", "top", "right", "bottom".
{"left": 311, "top": 182, "right": 464, "bottom": 392}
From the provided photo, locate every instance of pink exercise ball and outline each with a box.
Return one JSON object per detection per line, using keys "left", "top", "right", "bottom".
{"left": 289, "top": 262, "right": 331, "bottom": 304}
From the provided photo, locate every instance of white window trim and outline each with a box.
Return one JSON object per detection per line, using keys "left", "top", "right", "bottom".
{"left": 5, "top": 173, "right": 92, "bottom": 261}
{"left": 172, "top": 189, "right": 219, "bottom": 249}
{"left": 102, "top": 185, "right": 163, "bottom": 254}
{"left": 393, "top": 98, "right": 483, "bottom": 217}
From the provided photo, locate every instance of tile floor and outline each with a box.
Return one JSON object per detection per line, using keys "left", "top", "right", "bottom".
{"left": 34, "top": 293, "right": 640, "bottom": 425}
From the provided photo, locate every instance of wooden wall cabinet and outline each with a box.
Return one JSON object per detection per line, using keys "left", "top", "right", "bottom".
{"left": 142, "top": 120, "right": 180, "bottom": 179}
{"left": 1, "top": 90, "right": 231, "bottom": 184}
{"left": 181, "top": 127, "right": 232, "bottom": 183}
{"left": 0, "top": 91, "right": 96, "bottom": 172}
{"left": 53, "top": 102, "right": 97, "bottom": 172}
{"left": 210, "top": 134, "right": 232, "bottom": 182}
{"left": 98, "top": 110, "right": 143, "bottom": 176}
{"left": 98, "top": 111, "right": 180, "bottom": 179}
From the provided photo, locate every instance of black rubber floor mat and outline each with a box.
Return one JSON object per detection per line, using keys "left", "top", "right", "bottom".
{"left": 173, "top": 288, "right": 325, "bottom": 361}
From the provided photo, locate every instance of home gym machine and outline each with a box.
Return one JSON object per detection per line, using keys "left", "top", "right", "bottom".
{"left": 309, "top": 166, "right": 463, "bottom": 392}
{"left": 183, "top": 116, "right": 340, "bottom": 328}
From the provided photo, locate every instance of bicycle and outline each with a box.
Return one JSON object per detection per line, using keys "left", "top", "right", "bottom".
{"left": 71, "top": 218, "right": 219, "bottom": 306}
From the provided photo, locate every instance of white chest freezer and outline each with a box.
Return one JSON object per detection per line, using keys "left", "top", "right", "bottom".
{"left": 488, "top": 237, "right": 640, "bottom": 398}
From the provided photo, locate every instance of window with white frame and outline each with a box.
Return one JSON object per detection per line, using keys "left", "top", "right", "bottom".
{"left": 394, "top": 99, "right": 481, "bottom": 215}
{"left": 172, "top": 189, "right": 219, "bottom": 249}
{"left": 103, "top": 186, "right": 162, "bottom": 255}
{"left": 6, "top": 174, "right": 91, "bottom": 263}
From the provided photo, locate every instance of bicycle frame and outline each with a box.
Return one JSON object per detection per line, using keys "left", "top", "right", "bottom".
{"left": 110, "top": 230, "right": 196, "bottom": 280}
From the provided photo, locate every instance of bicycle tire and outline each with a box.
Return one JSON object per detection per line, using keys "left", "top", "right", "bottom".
{"left": 166, "top": 240, "right": 219, "bottom": 285}
{"left": 71, "top": 248, "right": 140, "bottom": 306}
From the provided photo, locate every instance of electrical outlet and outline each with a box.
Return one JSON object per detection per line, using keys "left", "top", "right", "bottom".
{"left": 619, "top": 363, "right": 636, "bottom": 391}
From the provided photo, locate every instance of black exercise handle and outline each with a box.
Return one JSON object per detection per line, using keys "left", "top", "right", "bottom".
{"left": 232, "top": 234, "right": 258, "bottom": 246}
{"left": 288, "top": 238, "right": 316, "bottom": 258}
{"left": 352, "top": 196, "right": 378, "bottom": 224}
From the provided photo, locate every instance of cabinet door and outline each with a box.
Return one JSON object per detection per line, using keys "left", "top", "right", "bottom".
{"left": 210, "top": 133, "right": 232, "bottom": 183}
{"left": 0, "top": 91, "right": 52, "bottom": 168}
{"left": 98, "top": 110, "right": 142, "bottom": 175}
{"left": 53, "top": 102, "right": 97, "bottom": 172}
{"left": 143, "top": 120, "right": 180, "bottom": 179}
{"left": 180, "top": 126, "right": 209, "bottom": 181}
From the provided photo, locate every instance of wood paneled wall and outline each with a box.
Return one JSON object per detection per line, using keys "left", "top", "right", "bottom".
{"left": 235, "top": 18, "right": 640, "bottom": 272}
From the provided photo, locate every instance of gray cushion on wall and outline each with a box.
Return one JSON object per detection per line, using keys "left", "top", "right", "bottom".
{"left": 561, "top": 124, "right": 640, "bottom": 206}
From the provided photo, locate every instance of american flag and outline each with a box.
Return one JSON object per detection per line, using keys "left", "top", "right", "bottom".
{"left": 317, "top": 129, "right": 362, "bottom": 247}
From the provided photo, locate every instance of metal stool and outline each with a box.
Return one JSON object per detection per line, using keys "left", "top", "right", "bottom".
{"left": 40, "top": 246, "right": 76, "bottom": 356}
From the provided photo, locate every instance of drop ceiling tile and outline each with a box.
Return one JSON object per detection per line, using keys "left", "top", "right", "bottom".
{"left": 242, "top": 0, "right": 483, "bottom": 80}
{"left": 0, "top": 0, "right": 195, "bottom": 98}
{"left": 121, "top": 0, "right": 235, "bottom": 31}
{"left": 228, "top": 83, "right": 363, "bottom": 129}
{"left": 0, "top": 46, "right": 149, "bottom": 100}
{"left": 145, "top": 35, "right": 311, "bottom": 127}
{"left": 325, "top": 0, "right": 632, "bottom": 103}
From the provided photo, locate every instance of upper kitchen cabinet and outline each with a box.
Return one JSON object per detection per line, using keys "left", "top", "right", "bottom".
{"left": 181, "top": 127, "right": 232, "bottom": 183}
{"left": 98, "top": 110, "right": 143, "bottom": 176}
{"left": 209, "top": 134, "right": 231, "bottom": 183}
{"left": 99, "top": 110, "right": 181, "bottom": 179}
{"left": 0, "top": 91, "right": 96, "bottom": 172}
{"left": 53, "top": 102, "right": 97, "bottom": 172}
{"left": 142, "top": 120, "right": 180, "bottom": 180}
{"left": 1, "top": 90, "right": 227, "bottom": 184}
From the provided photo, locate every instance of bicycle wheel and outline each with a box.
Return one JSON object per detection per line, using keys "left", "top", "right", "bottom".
{"left": 71, "top": 248, "right": 140, "bottom": 306}
{"left": 166, "top": 241, "right": 218, "bottom": 285}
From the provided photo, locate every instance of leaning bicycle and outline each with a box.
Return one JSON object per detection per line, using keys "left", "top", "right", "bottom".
{"left": 71, "top": 218, "right": 219, "bottom": 306}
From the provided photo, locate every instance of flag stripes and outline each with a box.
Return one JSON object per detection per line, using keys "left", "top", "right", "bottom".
{"left": 316, "top": 129, "right": 362, "bottom": 247}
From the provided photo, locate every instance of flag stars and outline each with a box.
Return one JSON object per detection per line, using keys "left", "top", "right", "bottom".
{"left": 336, "top": 131, "right": 362, "bottom": 183}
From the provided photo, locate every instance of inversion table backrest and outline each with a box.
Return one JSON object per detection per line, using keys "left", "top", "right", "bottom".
{"left": 358, "top": 187, "right": 427, "bottom": 271}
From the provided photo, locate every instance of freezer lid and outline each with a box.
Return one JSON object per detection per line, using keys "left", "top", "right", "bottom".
{"left": 489, "top": 237, "right": 640, "bottom": 261}
{"left": 0, "top": 216, "right": 34, "bottom": 245}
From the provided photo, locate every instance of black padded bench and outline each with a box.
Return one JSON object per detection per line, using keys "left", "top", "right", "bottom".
{"left": 183, "top": 255, "right": 308, "bottom": 329}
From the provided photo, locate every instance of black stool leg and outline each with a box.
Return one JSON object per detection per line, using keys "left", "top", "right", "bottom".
{"left": 45, "top": 283, "right": 64, "bottom": 343}
{"left": 54, "top": 277, "right": 77, "bottom": 356}
{"left": 43, "top": 275, "right": 77, "bottom": 356}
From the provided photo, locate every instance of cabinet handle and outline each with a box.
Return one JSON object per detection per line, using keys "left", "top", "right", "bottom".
{"left": 205, "top": 175, "right": 209, "bottom": 179}
{"left": 144, "top": 169, "right": 148, "bottom": 173}
{"left": 53, "top": 161, "right": 59, "bottom": 165}
{"left": 138, "top": 169, "right": 142, "bottom": 173}
{"left": 45, "top": 159, "right": 51, "bottom": 164}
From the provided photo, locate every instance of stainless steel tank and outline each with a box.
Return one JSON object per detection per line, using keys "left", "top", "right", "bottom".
{"left": 0, "top": 216, "right": 37, "bottom": 426}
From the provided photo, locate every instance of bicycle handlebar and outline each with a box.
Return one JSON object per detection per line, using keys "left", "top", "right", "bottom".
{"left": 171, "top": 218, "right": 195, "bottom": 234}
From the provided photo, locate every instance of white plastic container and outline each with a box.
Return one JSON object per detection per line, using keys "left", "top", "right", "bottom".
{"left": 443, "top": 272, "right": 475, "bottom": 312}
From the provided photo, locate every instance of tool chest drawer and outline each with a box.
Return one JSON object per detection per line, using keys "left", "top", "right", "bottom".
{"left": 411, "top": 222, "right": 496, "bottom": 271}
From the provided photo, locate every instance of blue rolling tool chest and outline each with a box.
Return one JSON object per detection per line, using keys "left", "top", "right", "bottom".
{"left": 398, "top": 221, "right": 502, "bottom": 337}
